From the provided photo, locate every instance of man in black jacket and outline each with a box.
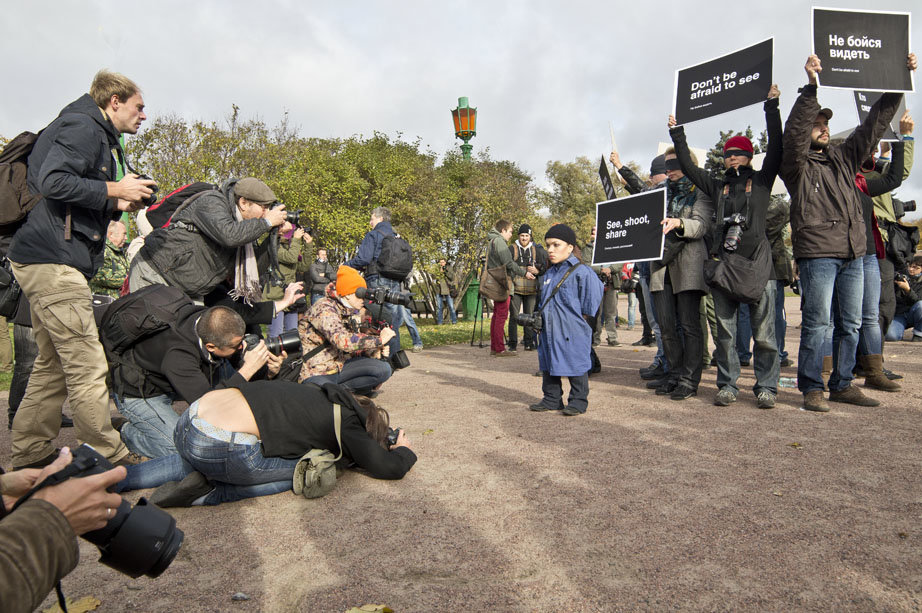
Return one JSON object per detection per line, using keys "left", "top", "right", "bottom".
{"left": 668, "top": 84, "right": 782, "bottom": 409}
{"left": 8, "top": 70, "right": 156, "bottom": 468}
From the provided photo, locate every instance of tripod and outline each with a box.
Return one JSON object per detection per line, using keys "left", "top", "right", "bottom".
{"left": 469, "top": 294, "right": 492, "bottom": 348}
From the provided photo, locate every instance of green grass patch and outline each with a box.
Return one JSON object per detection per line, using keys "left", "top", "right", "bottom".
{"left": 397, "top": 317, "right": 502, "bottom": 349}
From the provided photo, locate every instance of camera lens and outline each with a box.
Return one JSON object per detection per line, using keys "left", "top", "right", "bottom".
{"left": 266, "top": 329, "right": 302, "bottom": 356}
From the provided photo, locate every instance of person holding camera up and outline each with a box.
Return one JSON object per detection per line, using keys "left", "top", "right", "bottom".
{"left": 528, "top": 224, "right": 603, "bottom": 415}
{"left": 264, "top": 225, "right": 312, "bottom": 335}
{"left": 667, "top": 83, "right": 782, "bottom": 409}
{"left": 130, "top": 177, "right": 295, "bottom": 302}
{"left": 298, "top": 266, "right": 395, "bottom": 395}
{"left": 7, "top": 70, "right": 156, "bottom": 470}
{"left": 885, "top": 256, "right": 922, "bottom": 343}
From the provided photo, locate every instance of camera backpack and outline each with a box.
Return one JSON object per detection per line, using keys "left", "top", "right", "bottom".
{"left": 0, "top": 131, "right": 42, "bottom": 234}
{"left": 374, "top": 228, "right": 413, "bottom": 281}
{"left": 145, "top": 181, "right": 220, "bottom": 229}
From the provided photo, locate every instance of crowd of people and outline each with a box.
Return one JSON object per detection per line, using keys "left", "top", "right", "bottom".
{"left": 0, "top": 50, "right": 919, "bottom": 609}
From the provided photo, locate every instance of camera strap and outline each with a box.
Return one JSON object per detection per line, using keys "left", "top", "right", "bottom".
{"left": 711, "top": 178, "right": 752, "bottom": 258}
{"left": 536, "top": 261, "right": 584, "bottom": 313}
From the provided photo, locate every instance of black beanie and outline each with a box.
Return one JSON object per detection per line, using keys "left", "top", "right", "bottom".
{"left": 544, "top": 224, "right": 578, "bottom": 247}
{"left": 518, "top": 223, "right": 532, "bottom": 236}
{"left": 650, "top": 154, "right": 667, "bottom": 176}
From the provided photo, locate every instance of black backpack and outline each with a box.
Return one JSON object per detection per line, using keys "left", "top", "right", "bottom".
{"left": 0, "top": 131, "right": 41, "bottom": 232}
{"left": 374, "top": 228, "right": 413, "bottom": 281}
{"left": 145, "top": 181, "right": 219, "bottom": 229}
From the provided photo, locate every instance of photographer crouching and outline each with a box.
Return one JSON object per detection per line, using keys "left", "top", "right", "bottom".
{"left": 527, "top": 225, "right": 603, "bottom": 416}
{"left": 297, "top": 266, "right": 399, "bottom": 395}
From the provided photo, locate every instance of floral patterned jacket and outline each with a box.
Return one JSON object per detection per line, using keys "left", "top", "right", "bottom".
{"left": 298, "top": 283, "right": 385, "bottom": 381}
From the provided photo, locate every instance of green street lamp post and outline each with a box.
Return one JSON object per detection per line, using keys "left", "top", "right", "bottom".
{"left": 451, "top": 96, "right": 477, "bottom": 161}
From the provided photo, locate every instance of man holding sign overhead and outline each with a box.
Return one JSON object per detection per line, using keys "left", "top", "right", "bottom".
{"left": 780, "top": 52, "right": 915, "bottom": 413}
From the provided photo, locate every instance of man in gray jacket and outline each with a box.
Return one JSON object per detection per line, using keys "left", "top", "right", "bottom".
{"left": 780, "top": 53, "right": 913, "bottom": 412}
{"left": 129, "top": 177, "right": 288, "bottom": 302}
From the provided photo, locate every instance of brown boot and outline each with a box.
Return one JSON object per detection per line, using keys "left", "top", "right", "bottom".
{"left": 803, "top": 391, "right": 830, "bottom": 412}
{"left": 829, "top": 385, "right": 880, "bottom": 407}
{"left": 858, "top": 354, "right": 901, "bottom": 392}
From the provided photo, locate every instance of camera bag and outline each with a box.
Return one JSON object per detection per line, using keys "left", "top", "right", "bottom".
{"left": 293, "top": 403, "right": 343, "bottom": 498}
{"left": 703, "top": 180, "right": 772, "bottom": 304}
{"left": 0, "top": 257, "right": 21, "bottom": 318}
{"left": 479, "top": 242, "right": 512, "bottom": 302}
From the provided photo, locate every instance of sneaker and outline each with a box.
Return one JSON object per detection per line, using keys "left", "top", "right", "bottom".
{"left": 491, "top": 350, "right": 517, "bottom": 357}
{"left": 114, "top": 452, "right": 149, "bottom": 467}
{"left": 529, "top": 402, "right": 562, "bottom": 412}
{"left": 607, "top": 340, "right": 620, "bottom": 347}
{"left": 756, "top": 391, "right": 776, "bottom": 409}
{"left": 654, "top": 380, "right": 679, "bottom": 396}
{"left": 640, "top": 365, "right": 666, "bottom": 380}
{"left": 633, "top": 337, "right": 655, "bottom": 346}
{"left": 803, "top": 390, "right": 830, "bottom": 412}
{"left": 912, "top": 335, "right": 922, "bottom": 342}
{"left": 411, "top": 345, "right": 423, "bottom": 353}
{"left": 883, "top": 368, "right": 903, "bottom": 380}
{"left": 779, "top": 358, "right": 793, "bottom": 368}
{"left": 670, "top": 384, "right": 697, "bottom": 400}
{"left": 714, "top": 387, "right": 738, "bottom": 406}
{"left": 561, "top": 406, "right": 583, "bottom": 416}
{"left": 645, "top": 378, "right": 668, "bottom": 389}
{"left": 524, "top": 345, "right": 535, "bottom": 351}
{"left": 829, "top": 385, "right": 880, "bottom": 407}
{"left": 150, "top": 471, "right": 212, "bottom": 508}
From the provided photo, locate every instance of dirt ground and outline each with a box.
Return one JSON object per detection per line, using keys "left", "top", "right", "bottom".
{"left": 5, "top": 295, "right": 922, "bottom": 612}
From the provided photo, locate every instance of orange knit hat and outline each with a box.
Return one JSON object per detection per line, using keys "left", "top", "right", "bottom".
{"left": 336, "top": 266, "right": 366, "bottom": 296}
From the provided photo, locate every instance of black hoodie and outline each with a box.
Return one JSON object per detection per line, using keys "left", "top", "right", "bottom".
{"left": 9, "top": 94, "right": 123, "bottom": 277}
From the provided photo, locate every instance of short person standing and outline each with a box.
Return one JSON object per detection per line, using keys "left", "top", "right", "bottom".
{"left": 529, "top": 224, "right": 603, "bottom": 416}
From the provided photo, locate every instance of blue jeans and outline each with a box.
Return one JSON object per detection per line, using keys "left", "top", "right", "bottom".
{"left": 310, "top": 291, "right": 324, "bottom": 305}
{"left": 436, "top": 294, "right": 457, "bottom": 324}
{"left": 774, "top": 280, "right": 788, "bottom": 362}
{"left": 639, "top": 274, "right": 667, "bottom": 371}
{"left": 268, "top": 310, "right": 299, "bottom": 337}
{"left": 885, "top": 301, "right": 922, "bottom": 341}
{"left": 367, "top": 275, "right": 402, "bottom": 354}
{"left": 797, "top": 257, "right": 863, "bottom": 394}
{"left": 855, "top": 254, "right": 883, "bottom": 356}
{"left": 119, "top": 403, "right": 297, "bottom": 505}
{"left": 305, "top": 356, "right": 392, "bottom": 394}
{"left": 713, "top": 282, "right": 779, "bottom": 396}
{"left": 395, "top": 304, "right": 422, "bottom": 347}
{"left": 736, "top": 304, "right": 752, "bottom": 362}
{"left": 115, "top": 394, "right": 179, "bottom": 459}
{"left": 626, "top": 292, "right": 637, "bottom": 327}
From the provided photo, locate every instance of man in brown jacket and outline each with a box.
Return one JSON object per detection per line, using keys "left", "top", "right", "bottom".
{"left": 780, "top": 53, "right": 915, "bottom": 412}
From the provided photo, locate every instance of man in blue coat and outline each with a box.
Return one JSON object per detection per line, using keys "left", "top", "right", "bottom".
{"left": 529, "top": 224, "right": 603, "bottom": 416}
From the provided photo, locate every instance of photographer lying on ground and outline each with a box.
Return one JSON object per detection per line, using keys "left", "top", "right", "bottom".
{"left": 116, "top": 381, "right": 416, "bottom": 507}
{"left": 527, "top": 224, "right": 603, "bottom": 416}
{"left": 297, "top": 266, "right": 396, "bottom": 395}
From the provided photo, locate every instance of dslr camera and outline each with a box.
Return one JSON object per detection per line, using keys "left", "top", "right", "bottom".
{"left": 30, "top": 444, "right": 183, "bottom": 578}
{"left": 243, "top": 330, "right": 303, "bottom": 356}
{"left": 722, "top": 213, "right": 748, "bottom": 253}
{"left": 385, "top": 427, "right": 402, "bottom": 447}
{"left": 270, "top": 203, "right": 313, "bottom": 234}
{"left": 895, "top": 272, "right": 910, "bottom": 284}
{"left": 893, "top": 198, "right": 917, "bottom": 220}
{"left": 516, "top": 311, "right": 543, "bottom": 332}
{"left": 355, "top": 286, "right": 412, "bottom": 307}
{"left": 136, "top": 174, "right": 159, "bottom": 207}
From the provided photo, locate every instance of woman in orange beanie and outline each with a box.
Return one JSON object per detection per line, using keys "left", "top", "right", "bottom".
{"left": 296, "top": 266, "right": 395, "bottom": 394}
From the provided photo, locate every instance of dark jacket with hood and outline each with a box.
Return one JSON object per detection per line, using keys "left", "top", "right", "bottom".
{"left": 9, "top": 94, "right": 124, "bottom": 277}
{"left": 779, "top": 84, "right": 902, "bottom": 260}
{"left": 669, "top": 97, "right": 782, "bottom": 262}
{"left": 343, "top": 220, "right": 395, "bottom": 279}
{"left": 140, "top": 178, "right": 271, "bottom": 298}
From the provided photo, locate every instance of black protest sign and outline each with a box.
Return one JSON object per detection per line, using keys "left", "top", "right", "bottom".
{"left": 853, "top": 90, "right": 906, "bottom": 141}
{"left": 598, "top": 157, "right": 616, "bottom": 200}
{"left": 593, "top": 189, "right": 666, "bottom": 265}
{"left": 673, "top": 39, "right": 773, "bottom": 125}
{"left": 812, "top": 8, "right": 913, "bottom": 92}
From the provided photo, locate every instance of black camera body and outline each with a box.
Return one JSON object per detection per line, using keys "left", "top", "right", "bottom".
{"left": 270, "top": 203, "right": 312, "bottom": 234}
{"left": 893, "top": 198, "right": 917, "bottom": 220}
{"left": 722, "top": 213, "right": 748, "bottom": 253}
{"left": 243, "top": 329, "right": 302, "bottom": 356}
{"left": 895, "top": 272, "right": 910, "bottom": 284}
{"left": 39, "top": 444, "right": 183, "bottom": 578}
{"left": 355, "top": 285, "right": 412, "bottom": 307}
{"left": 516, "top": 311, "right": 543, "bottom": 332}
{"left": 136, "top": 174, "right": 159, "bottom": 207}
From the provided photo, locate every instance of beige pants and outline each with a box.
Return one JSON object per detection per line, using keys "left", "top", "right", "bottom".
{"left": 0, "top": 315, "right": 11, "bottom": 372}
{"left": 9, "top": 262, "right": 126, "bottom": 465}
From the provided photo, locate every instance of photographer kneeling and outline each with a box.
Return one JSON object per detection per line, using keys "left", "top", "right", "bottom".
{"left": 297, "top": 266, "right": 395, "bottom": 395}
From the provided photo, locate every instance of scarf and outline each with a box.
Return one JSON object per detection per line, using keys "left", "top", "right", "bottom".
{"left": 666, "top": 176, "right": 696, "bottom": 217}
{"left": 227, "top": 206, "right": 263, "bottom": 305}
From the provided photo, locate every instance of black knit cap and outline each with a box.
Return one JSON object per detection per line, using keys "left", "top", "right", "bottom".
{"left": 650, "top": 154, "right": 667, "bottom": 176}
{"left": 544, "top": 224, "right": 578, "bottom": 247}
{"left": 518, "top": 223, "right": 532, "bottom": 235}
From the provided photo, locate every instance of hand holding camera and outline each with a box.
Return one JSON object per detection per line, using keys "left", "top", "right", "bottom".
{"left": 239, "top": 339, "right": 271, "bottom": 379}
{"left": 112, "top": 173, "right": 157, "bottom": 208}
{"left": 264, "top": 204, "right": 288, "bottom": 227}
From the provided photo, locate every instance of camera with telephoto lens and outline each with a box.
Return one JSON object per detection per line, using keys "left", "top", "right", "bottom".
{"left": 243, "top": 329, "right": 302, "bottom": 356}
{"left": 893, "top": 198, "right": 917, "bottom": 220}
{"left": 385, "top": 427, "right": 402, "bottom": 447}
{"left": 136, "top": 174, "right": 159, "bottom": 207}
{"left": 722, "top": 213, "right": 748, "bottom": 253}
{"left": 34, "top": 444, "right": 183, "bottom": 578}
{"left": 355, "top": 286, "right": 412, "bottom": 307}
{"left": 516, "top": 311, "right": 543, "bottom": 332}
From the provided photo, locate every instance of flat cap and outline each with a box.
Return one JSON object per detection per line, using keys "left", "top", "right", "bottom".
{"left": 234, "top": 177, "right": 277, "bottom": 205}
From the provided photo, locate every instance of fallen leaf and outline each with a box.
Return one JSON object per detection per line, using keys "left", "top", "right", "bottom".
{"left": 43, "top": 596, "right": 101, "bottom": 613}
{"left": 772, "top": 491, "right": 783, "bottom": 497}
{"left": 422, "top": 429, "right": 434, "bottom": 435}
{"left": 787, "top": 442, "right": 802, "bottom": 449}
{"left": 898, "top": 532, "right": 908, "bottom": 539}
{"left": 345, "top": 606, "right": 393, "bottom": 613}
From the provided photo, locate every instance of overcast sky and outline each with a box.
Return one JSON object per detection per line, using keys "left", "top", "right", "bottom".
{"left": 1, "top": 0, "right": 918, "bottom": 214}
